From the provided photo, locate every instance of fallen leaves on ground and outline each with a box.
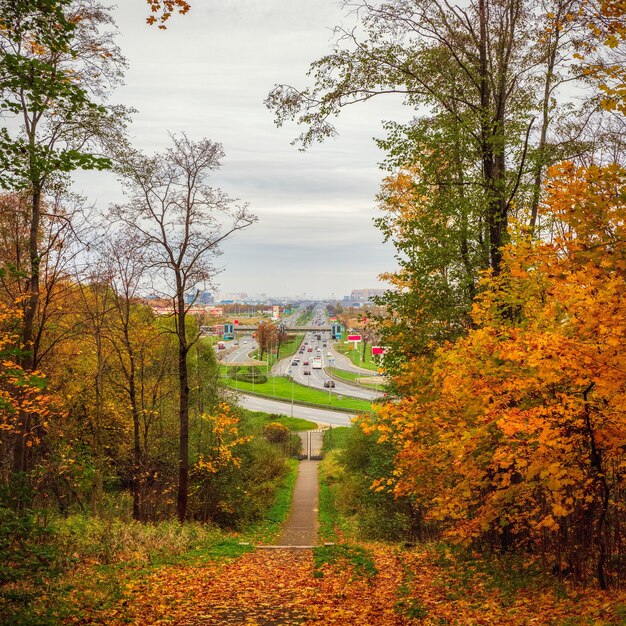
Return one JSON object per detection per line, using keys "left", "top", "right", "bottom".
{"left": 61, "top": 544, "right": 626, "bottom": 625}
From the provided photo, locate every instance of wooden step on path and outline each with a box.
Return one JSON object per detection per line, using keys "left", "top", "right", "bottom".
{"left": 238, "top": 542, "right": 318, "bottom": 549}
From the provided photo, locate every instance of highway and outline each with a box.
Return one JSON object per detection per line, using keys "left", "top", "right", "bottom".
{"left": 219, "top": 336, "right": 259, "bottom": 364}
{"left": 213, "top": 303, "right": 381, "bottom": 409}
{"left": 279, "top": 338, "right": 381, "bottom": 401}
{"left": 237, "top": 394, "right": 354, "bottom": 427}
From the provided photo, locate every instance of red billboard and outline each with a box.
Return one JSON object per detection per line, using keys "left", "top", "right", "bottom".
{"left": 348, "top": 334, "right": 362, "bottom": 342}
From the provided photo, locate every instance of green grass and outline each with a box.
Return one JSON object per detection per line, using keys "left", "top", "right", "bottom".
{"left": 327, "top": 367, "right": 361, "bottom": 382}
{"left": 327, "top": 367, "right": 383, "bottom": 389}
{"left": 323, "top": 426, "right": 351, "bottom": 452}
{"left": 243, "top": 458, "right": 299, "bottom": 544}
{"left": 223, "top": 373, "right": 373, "bottom": 413}
{"left": 318, "top": 451, "right": 344, "bottom": 543}
{"left": 318, "top": 478, "right": 338, "bottom": 543}
{"left": 241, "top": 409, "right": 318, "bottom": 432}
{"left": 334, "top": 343, "right": 379, "bottom": 371}
{"left": 313, "top": 544, "right": 378, "bottom": 579}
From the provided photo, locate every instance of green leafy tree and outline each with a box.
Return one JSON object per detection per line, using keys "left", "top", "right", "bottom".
{"left": 0, "top": 0, "right": 127, "bottom": 474}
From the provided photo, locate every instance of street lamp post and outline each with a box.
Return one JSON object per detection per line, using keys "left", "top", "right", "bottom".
{"left": 288, "top": 369, "right": 294, "bottom": 417}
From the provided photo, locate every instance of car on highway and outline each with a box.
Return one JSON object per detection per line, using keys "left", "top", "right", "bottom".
{"left": 303, "top": 360, "right": 309, "bottom": 365}
{"left": 303, "top": 369, "right": 311, "bottom": 375}
{"left": 323, "top": 380, "right": 335, "bottom": 388}
{"left": 291, "top": 360, "right": 299, "bottom": 366}
{"left": 307, "top": 348, "right": 313, "bottom": 352}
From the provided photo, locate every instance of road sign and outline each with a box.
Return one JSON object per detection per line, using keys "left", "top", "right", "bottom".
{"left": 348, "top": 334, "right": 362, "bottom": 342}
{"left": 234, "top": 319, "right": 238, "bottom": 325}
{"left": 372, "top": 346, "right": 385, "bottom": 355}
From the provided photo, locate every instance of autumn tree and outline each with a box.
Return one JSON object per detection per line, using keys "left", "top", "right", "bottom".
{"left": 363, "top": 162, "right": 626, "bottom": 588}
{"left": 270, "top": 0, "right": 595, "bottom": 269}
{"left": 256, "top": 320, "right": 282, "bottom": 361}
{"left": 112, "top": 133, "right": 256, "bottom": 521}
{"left": 0, "top": 0, "right": 127, "bottom": 476}
{"left": 0, "top": 302, "right": 56, "bottom": 487}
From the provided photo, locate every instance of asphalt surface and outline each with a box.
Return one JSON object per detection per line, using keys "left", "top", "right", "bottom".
{"left": 237, "top": 394, "right": 354, "bottom": 427}
{"left": 274, "top": 459, "right": 320, "bottom": 547}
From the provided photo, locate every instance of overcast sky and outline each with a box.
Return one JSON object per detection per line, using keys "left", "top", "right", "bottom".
{"left": 73, "top": 0, "right": 412, "bottom": 299}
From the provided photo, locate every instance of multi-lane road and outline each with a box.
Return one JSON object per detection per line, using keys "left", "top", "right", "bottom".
{"left": 213, "top": 303, "right": 382, "bottom": 422}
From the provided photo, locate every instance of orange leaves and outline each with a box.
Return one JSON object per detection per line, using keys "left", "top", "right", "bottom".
{"left": 60, "top": 543, "right": 626, "bottom": 624}
{"left": 145, "top": 0, "right": 190, "bottom": 29}
{"left": 365, "top": 162, "right": 626, "bottom": 581}
{"left": 67, "top": 546, "right": 412, "bottom": 625}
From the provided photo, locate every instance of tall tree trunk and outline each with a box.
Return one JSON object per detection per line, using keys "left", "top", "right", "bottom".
{"left": 13, "top": 185, "right": 42, "bottom": 477}
{"left": 176, "top": 290, "right": 190, "bottom": 522}
{"left": 529, "top": 27, "right": 560, "bottom": 234}
{"left": 127, "top": 344, "right": 142, "bottom": 521}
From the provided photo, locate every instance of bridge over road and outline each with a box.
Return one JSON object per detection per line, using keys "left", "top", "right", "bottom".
{"left": 229, "top": 325, "right": 331, "bottom": 333}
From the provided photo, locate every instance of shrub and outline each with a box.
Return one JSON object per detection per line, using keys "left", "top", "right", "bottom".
{"left": 228, "top": 367, "right": 267, "bottom": 384}
{"left": 288, "top": 433, "right": 303, "bottom": 457}
{"left": 263, "top": 422, "right": 290, "bottom": 444}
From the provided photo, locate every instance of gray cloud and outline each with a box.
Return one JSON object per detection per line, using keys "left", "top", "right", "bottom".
{"left": 71, "top": 0, "right": 412, "bottom": 298}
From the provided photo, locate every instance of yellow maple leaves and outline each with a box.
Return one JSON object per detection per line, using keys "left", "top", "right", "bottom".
{"left": 364, "top": 162, "right": 626, "bottom": 586}
{"left": 194, "top": 404, "right": 252, "bottom": 475}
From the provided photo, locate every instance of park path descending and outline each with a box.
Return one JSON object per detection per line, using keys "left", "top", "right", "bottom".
{"left": 274, "top": 459, "right": 320, "bottom": 546}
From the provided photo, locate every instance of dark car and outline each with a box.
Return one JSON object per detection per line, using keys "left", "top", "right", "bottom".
{"left": 323, "top": 380, "right": 335, "bottom": 388}
{"left": 303, "top": 370, "right": 311, "bottom": 375}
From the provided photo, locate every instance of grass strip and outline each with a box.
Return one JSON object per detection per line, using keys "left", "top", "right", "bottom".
{"left": 313, "top": 544, "right": 378, "bottom": 579}
{"left": 327, "top": 367, "right": 383, "bottom": 389}
{"left": 223, "top": 374, "right": 373, "bottom": 413}
{"left": 244, "top": 457, "right": 299, "bottom": 544}
{"left": 333, "top": 344, "right": 379, "bottom": 371}
{"left": 240, "top": 409, "right": 318, "bottom": 432}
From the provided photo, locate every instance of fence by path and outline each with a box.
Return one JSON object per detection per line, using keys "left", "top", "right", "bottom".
{"left": 297, "top": 430, "right": 324, "bottom": 460}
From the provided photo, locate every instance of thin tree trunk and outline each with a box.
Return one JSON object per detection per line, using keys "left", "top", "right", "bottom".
{"left": 176, "top": 291, "right": 190, "bottom": 522}
{"left": 529, "top": 28, "right": 559, "bottom": 234}
{"left": 13, "top": 185, "right": 42, "bottom": 477}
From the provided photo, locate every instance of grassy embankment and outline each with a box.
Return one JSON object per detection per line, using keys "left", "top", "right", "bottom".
{"left": 333, "top": 341, "right": 379, "bottom": 371}
{"left": 242, "top": 408, "right": 317, "bottom": 432}
{"left": 222, "top": 371, "right": 372, "bottom": 413}
{"left": 327, "top": 366, "right": 383, "bottom": 389}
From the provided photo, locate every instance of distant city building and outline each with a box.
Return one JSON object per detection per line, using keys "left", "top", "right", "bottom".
{"left": 148, "top": 301, "right": 223, "bottom": 317}
{"left": 217, "top": 292, "right": 248, "bottom": 303}
{"left": 184, "top": 290, "right": 214, "bottom": 305}
{"left": 350, "top": 288, "right": 385, "bottom": 302}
